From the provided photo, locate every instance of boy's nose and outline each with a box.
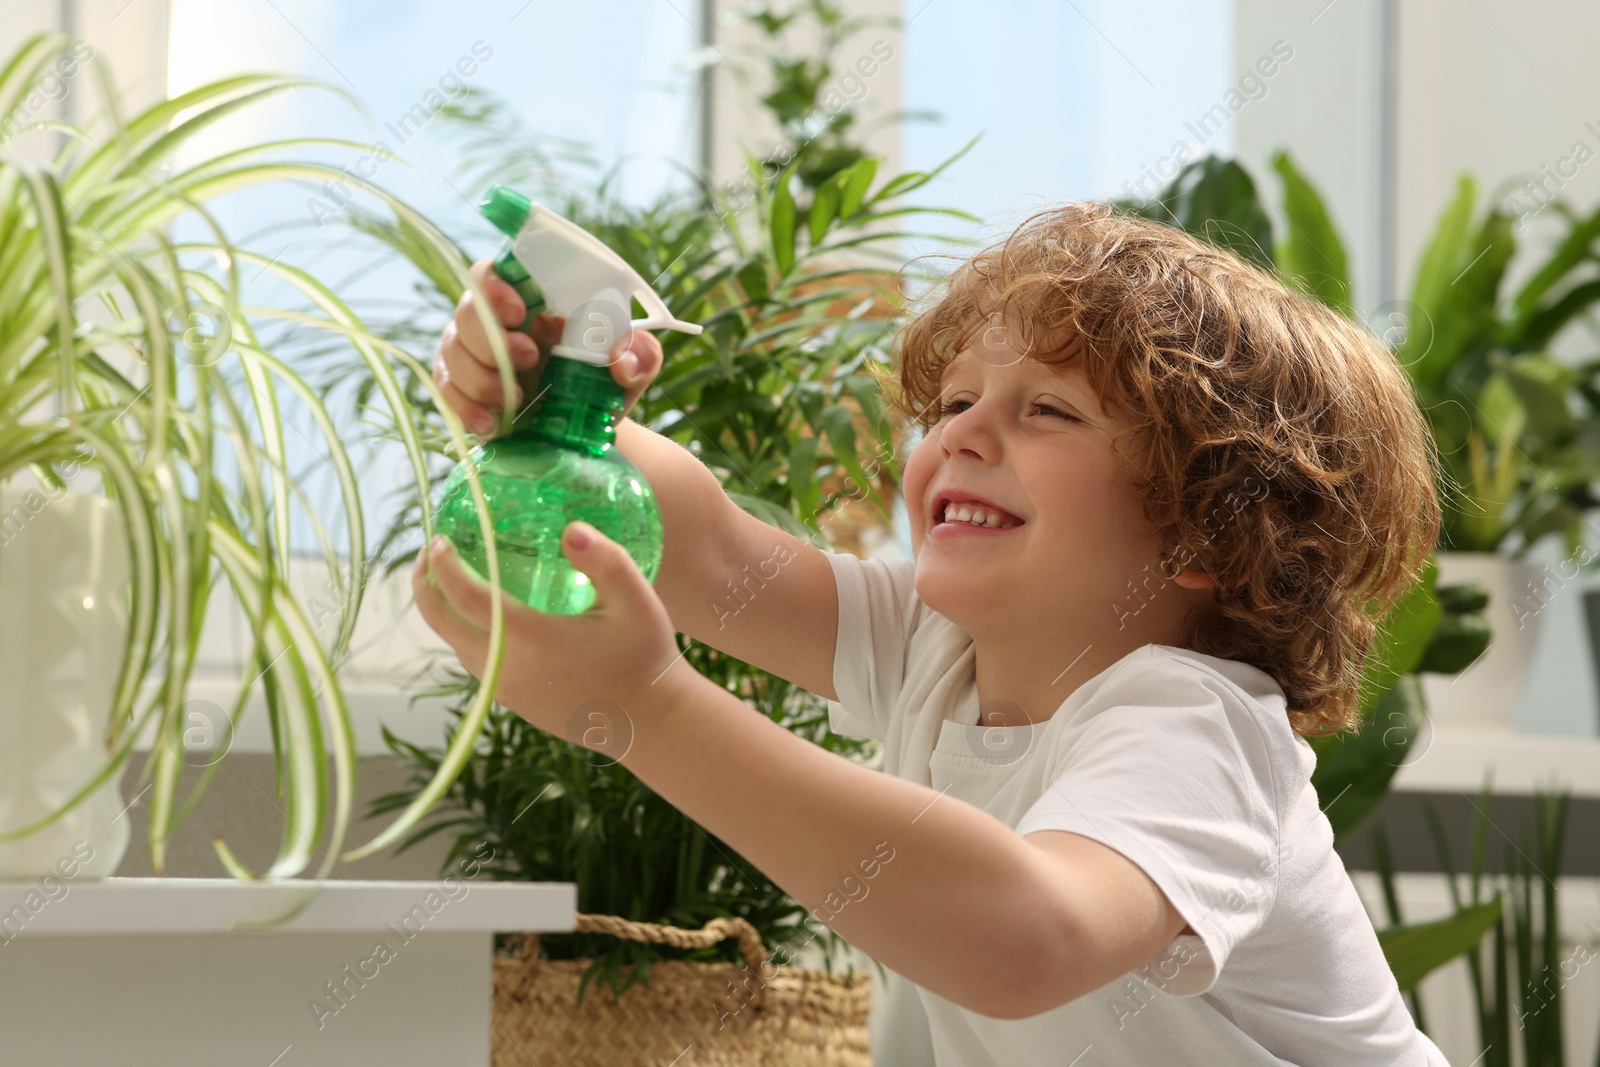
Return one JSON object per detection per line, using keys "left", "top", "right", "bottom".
{"left": 939, "top": 404, "right": 1000, "bottom": 460}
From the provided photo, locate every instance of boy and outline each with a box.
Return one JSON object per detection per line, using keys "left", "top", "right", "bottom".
{"left": 418, "top": 200, "right": 1450, "bottom": 1064}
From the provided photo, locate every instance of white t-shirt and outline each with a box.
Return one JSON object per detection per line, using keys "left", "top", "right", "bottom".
{"left": 823, "top": 550, "right": 1449, "bottom": 1066}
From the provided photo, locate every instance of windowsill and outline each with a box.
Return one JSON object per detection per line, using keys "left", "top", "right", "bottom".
{"left": 0, "top": 877, "right": 575, "bottom": 936}
{"left": 1391, "top": 720, "right": 1600, "bottom": 798}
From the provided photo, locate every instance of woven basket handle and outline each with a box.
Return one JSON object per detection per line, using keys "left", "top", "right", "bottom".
{"left": 517, "top": 912, "right": 775, "bottom": 1011}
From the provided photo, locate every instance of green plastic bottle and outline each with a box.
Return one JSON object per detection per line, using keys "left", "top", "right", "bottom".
{"left": 434, "top": 187, "right": 702, "bottom": 614}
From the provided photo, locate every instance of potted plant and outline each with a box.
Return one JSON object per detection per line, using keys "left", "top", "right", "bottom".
{"left": 0, "top": 32, "right": 516, "bottom": 900}
{"left": 1120, "top": 154, "right": 1600, "bottom": 728}
{"left": 334, "top": 5, "right": 975, "bottom": 1057}
{"left": 1389, "top": 175, "right": 1600, "bottom": 728}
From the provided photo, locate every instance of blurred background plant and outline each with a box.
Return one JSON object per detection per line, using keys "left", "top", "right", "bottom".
{"left": 1392, "top": 176, "right": 1600, "bottom": 560}
{"left": 715, "top": 0, "right": 919, "bottom": 193}
{"left": 1117, "top": 153, "right": 1600, "bottom": 562}
{"left": 1398, "top": 780, "right": 1575, "bottom": 1066}
{"left": 341, "top": 0, "right": 980, "bottom": 995}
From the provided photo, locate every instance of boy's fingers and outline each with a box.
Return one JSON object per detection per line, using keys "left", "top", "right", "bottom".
{"left": 608, "top": 329, "right": 663, "bottom": 413}
{"left": 451, "top": 259, "right": 539, "bottom": 378}
{"left": 411, "top": 547, "right": 489, "bottom": 675}
{"left": 423, "top": 538, "right": 498, "bottom": 629}
{"left": 529, "top": 311, "right": 564, "bottom": 353}
{"left": 450, "top": 296, "right": 541, "bottom": 377}
{"left": 422, "top": 537, "right": 550, "bottom": 655}
{"left": 611, "top": 334, "right": 662, "bottom": 383}
{"left": 468, "top": 257, "right": 528, "bottom": 328}
{"left": 438, "top": 322, "right": 530, "bottom": 411}
{"left": 435, "top": 378, "right": 499, "bottom": 437}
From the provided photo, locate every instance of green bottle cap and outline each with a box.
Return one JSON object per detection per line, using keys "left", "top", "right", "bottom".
{"left": 480, "top": 185, "right": 532, "bottom": 238}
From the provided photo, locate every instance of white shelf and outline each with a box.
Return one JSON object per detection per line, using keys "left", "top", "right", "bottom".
{"left": 0, "top": 876, "right": 576, "bottom": 1064}
{"left": 0, "top": 876, "right": 575, "bottom": 938}
{"left": 1392, "top": 724, "right": 1600, "bottom": 798}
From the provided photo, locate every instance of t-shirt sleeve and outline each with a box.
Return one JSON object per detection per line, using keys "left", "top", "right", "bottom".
{"left": 823, "top": 550, "right": 921, "bottom": 742}
{"left": 1013, "top": 654, "right": 1283, "bottom": 996}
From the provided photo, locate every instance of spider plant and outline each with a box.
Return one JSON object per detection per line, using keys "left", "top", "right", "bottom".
{"left": 0, "top": 32, "right": 534, "bottom": 900}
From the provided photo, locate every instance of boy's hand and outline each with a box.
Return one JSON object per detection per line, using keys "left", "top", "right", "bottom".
{"left": 433, "top": 257, "right": 665, "bottom": 437}
{"left": 411, "top": 522, "right": 701, "bottom": 755}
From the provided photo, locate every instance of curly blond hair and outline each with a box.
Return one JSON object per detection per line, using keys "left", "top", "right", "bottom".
{"left": 870, "top": 201, "right": 1441, "bottom": 737}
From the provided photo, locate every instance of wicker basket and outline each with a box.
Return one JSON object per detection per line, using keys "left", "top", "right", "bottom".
{"left": 491, "top": 912, "right": 872, "bottom": 1066}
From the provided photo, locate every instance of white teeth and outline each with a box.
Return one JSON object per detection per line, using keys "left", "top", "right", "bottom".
{"left": 942, "top": 502, "right": 1019, "bottom": 528}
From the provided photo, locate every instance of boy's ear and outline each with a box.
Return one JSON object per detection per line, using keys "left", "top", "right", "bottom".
{"left": 1172, "top": 567, "right": 1250, "bottom": 590}
{"left": 1171, "top": 568, "right": 1217, "bottom": 590}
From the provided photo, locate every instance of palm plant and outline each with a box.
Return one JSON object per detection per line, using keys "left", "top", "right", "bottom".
{"left": 0, "top": 32, "right": 533, "bottom": 900}
{"left": 358, "top": 3, "right": 980, "bottom": 990}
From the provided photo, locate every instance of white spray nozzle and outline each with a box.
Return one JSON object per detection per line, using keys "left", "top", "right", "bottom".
{"left": 506, "top": 201, "right": 702, "bottom": 366}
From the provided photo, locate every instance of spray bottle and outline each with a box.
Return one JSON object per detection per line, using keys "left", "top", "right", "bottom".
{"left": 434, "top": 186, "right": 702, "bottom": 614}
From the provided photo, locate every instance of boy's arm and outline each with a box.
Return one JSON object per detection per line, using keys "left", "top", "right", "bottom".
{"left": 626, "top": 674, "right": 1190, "bottom": 1020}
{"left": 615, "top": 416, "right": 840, "bottom": 702}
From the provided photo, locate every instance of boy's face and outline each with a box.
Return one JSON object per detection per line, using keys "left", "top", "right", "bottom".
{"left": 902, "top": 339, "right": 1185, "bottom": 637}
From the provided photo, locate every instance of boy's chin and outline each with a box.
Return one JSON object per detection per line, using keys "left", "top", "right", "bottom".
{"left": 913, "top": 566, "right": 1008, "bottom": 625}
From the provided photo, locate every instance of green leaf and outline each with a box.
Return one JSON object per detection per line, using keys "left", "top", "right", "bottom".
{"left": 1357, "top": 556, "right": 1442, "bottom": 714}
{"left": 1311, "top": 678, "right": 1421, "bottom": 841}
{"left": 1478, "top": 370, "right": 1527, "bottom": 447}
{"left": 1405, "top": 181, "right": 1515, "bottom": 396}
{"left": 1498, "top": 352, "right": 1575, "bottom": 446}
{"left": 786, "top": 432, "right": 821, "bottom": 521}
{"left": 1271, "top": 150, "right": 1352, "bottom": 316}
{"left": 1407, "top": 176, "right": 1477, "bottom": 323}
{"left": 1509, "top": 200, "right": 1600, "bottom": 331}
{"left": 1379, "top": 898, "right": 1503, "bottom": 991}
{"left": 808, "top": 173, "right": 842, "bottom": 248}
{"left": 770, "top": 162, "right": 798, "bottom": 276}
{"left": 866, "top": 134, "right": 980, "bottom": 207}
{"left": 819, "top": 402, "right": 880, "bottom": 510}
{"left": 1417, "top": 612, "right": 1492, "bottom": 674}
{"left": 1435, "top": 581, "right": 1489, "bottom": 614}
{"left": 1310, "top": 555, "right": 1445, "bottom": 839}
{"left": 836, "top": 157, "right": 879, "bottom": 219}
{"left": 737, "top": 259, "right": 769, "bottom": 306}
{"left": 1517, "top": 277, "right": 1600, "bottom": 352}
{"left": 1162, "top": 157, "right": 1276, "bottom": 272}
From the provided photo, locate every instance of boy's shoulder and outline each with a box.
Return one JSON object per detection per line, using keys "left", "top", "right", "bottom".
{"left": 1084, "top": 644, "right": 1295, "bottom": 737}
{"left": 1067, "top": 644, "right": 1314, "bottom": 796}
{"left": 1064, "top": 645, "right": 1302, "bottom": 763}
{"left": 1136, "top": 644, "right": 1288, "bottom": 711}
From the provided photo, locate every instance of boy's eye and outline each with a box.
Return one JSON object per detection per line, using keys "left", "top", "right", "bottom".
{"left": 937, "top": 399, "right": 1078, "bottom": 422}
{"left": 1033, "top": 403, "right": 1077, "bottom": 421}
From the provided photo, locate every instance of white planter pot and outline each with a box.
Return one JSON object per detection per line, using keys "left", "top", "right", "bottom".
{"left": 0, "top": 482, "right": 132, "bottom": 878}
{"left": 1418, "top": 552, "right": 1544, "bottom": 731}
